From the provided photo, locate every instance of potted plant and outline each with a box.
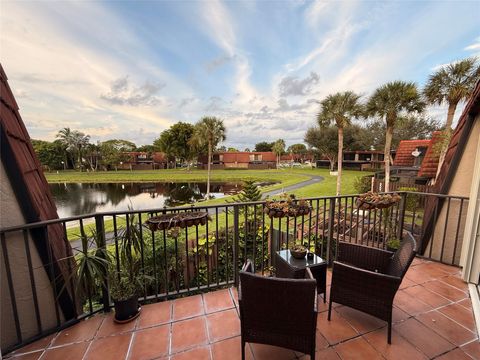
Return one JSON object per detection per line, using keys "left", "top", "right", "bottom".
{"left": 356, "top": 192, "right": 401, "bottom": 210}
{"left": 386, "top": 238, "right": 401, "bottom": 252}
{"left": 290, "top": 243, "right": 308, "bottom": 259}
{"left": 264, "top": 194, "right": 311, "bottom": 218}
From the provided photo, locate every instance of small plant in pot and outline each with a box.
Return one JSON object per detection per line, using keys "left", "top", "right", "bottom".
{"left": 109, "top": 267, "right": 144, "bottom": 323}
{"left": 290, "top": 243, "right": 308, "bottom": 259}
{"left": 386, "top": 238, "right": 401, "bottom": 252}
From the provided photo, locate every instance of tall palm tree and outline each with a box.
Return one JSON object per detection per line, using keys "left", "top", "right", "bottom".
{"left": 317, "top": 91, "right": 363, "bottom": 195}
{"left": 193, "top": 117, "right": 226, "bottom": 198}
{"left": 367, "top": 81, "right": 425, "bottom": 192}
{"left": 272, "top": 139, "right": 285, "bottom": 166}
{"left": 424, "top": 57, "right": 480, "bottom": 178}
{"left": 56, "top": 127, "right": 90, "bottom": 170}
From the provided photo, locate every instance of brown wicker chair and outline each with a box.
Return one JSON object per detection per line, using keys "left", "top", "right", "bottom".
{"left": 328, "top": 232, "right": 417, "bottom": 343}
{"left": 239, "top": 260, "right": 318, "bottom": 359}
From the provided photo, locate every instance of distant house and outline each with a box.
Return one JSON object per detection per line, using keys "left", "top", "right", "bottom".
{"left": 316, "top": 150, "right": 384, "bottom": 171}
{"left": 120, "top": 151, "right": 170, "bottom": 170}
{"left": 280, "top": 153, "right": 315, "bottom": 164}
{"left": 198, "top": 151, "right": 277, "bottom": 169}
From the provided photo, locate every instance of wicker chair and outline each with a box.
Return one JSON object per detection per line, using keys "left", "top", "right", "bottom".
{"left": 239, "top": 260, "right": 318, "bottom": 359}
{"left": 328, "top": 232, "right": 417, "bottom": 343}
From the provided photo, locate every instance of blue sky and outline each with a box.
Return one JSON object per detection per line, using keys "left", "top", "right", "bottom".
{"left": 1, "top": 0, "right": 479, "bottom": 149}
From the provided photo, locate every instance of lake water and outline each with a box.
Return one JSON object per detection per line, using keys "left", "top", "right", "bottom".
{"left": 50, "top": 182, "right": 243, "bottom": 218}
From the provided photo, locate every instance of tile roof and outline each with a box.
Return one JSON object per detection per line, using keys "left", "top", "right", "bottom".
{"left": 393, "top": 139, "right": 431, "bottom": 167}
{"left": 418, "top": 131, "right": 443, "bottom": 178}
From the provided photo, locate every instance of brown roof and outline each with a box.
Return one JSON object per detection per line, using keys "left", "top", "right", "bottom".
{"left": 220, "top": 152, "right": 276, "bottom": 163}
{"left": 393, "top": 139, "right": 431, "bottom": 167}
{"left": 0, "top": 64, "right": 76, "bottom": 318}
{"left": 418, "top": 131, "right": 442, "bottom": 178}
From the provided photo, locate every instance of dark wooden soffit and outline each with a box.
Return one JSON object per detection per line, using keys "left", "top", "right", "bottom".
{"left": 420, "top": 80, "right": 480, "bottom": 254}
{"left": 0, "top": 63, "right": 76, "bottom": 319}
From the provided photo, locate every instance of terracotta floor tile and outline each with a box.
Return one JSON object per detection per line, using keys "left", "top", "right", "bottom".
{"left": 300, "top": 348, "right": 341, "bottom": 360}
{"left": 172, "top": 295, "right": 204, "bottom": 321}
{"left": 403, "top": 284, "right": 451, "bottom": 308}
{"left": 392, "top": 306, "right": 411, "bottom": 323}
{"left": 41, "top": 342, "right": 90, "bottom": 360}
{"left": 230, "top": 287, "right": 239, "bottom": 307}
{"left": 335, "top": 306, "right": 385, "bottom": 334}
{"left": 8, "top": 352, "right": 43, "bottom": 360}
{"left": 85, "top": 333, "right": 132, "bottom": 360}
{"left": 249, "top": 343, "right": 297, "bottom": 360}
{"left": 96, "top": 313, "right": 136, "bottom": 337}
{"left": 171, "top": 317, "right": 208, "bottom": 353}
{"left": 421, "top": 263, "right": 453, "bottom": 279}
{"left": 203, "top": 289, "right": 234, "bottom": 314}
{"left": 461, "top": 340, "right": 480, "bottom": 359}
{"left": 334, "top": 337, "right": 382, "bottom": 360}
{"left": 435, "top": 348, "right": 473, "bottom": 360}
{"left": 394, "top": 290, "right": 433, "bottom": 316}
{"left": 316, "top": 310, "right": 358, "bottom": 345}
{"left": 211, "top": 336, "right": 254, "bottom": 360}
{"left": 429, "top": 262, "right": 462, "bottom": 275}
{"left": 458, "top": 298, "right": 472, "bottom": 310}
{"left": 423, "top": 280, "right": 468, "bottom": 302}
{"left": 9, "top": 334, "right": 55, "bottom": 355}
{"left": 206, "top": 308, "right": 240, "bottom": 342}
{"left": 136, "top": 301, "right": 171, "bottom": 329}
{"left": 416, "top": 310, "right": 477, "bottom": 346}
{"left": 394, "top": 318, "right": 455, "bottom": 358}
{"left": 363, "top": 328, "right": 427, "bottom": 360}
{"left": 52, "top": 316, "right": 103, "bottom": 346}
{"left": 128, "top": 325, "right": 169, "bottom": 360}
{"left": 405, "top": 267, "right": 436, "bottom": 284}
{"left": 315, "top": 330, "right": 330, "bottom": 351}
{"left": 441, "top": 276, "right": 469, "bottom": 291}
{"left": 170, "top": 346, "right": 211, "bottom": 360}
{"left": 439, "top": 303, "right": 477, "bottom": 332}
{"left": 400, "top": 277, "right": 417, "bottom": 289}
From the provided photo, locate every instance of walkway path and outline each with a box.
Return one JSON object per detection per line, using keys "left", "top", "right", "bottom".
{"left": 261, "top": 174, "right": 324, "bottom": 198}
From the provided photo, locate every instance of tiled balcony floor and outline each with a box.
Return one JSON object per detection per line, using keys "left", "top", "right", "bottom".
{"left": 6, "top": 258, "right": 479, "bottom": 360}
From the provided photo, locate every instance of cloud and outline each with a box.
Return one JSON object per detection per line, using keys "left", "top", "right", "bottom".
{"left": 278, "top": 72, "right": 320, "bottom": 97}
{"left": 100, "top": 76, "right": 165, "bottom": 106}
{"left": 205, "top": 54, "right": 234, "bottom": 72}
{"left": 464, "top": 36, "right": 480, "bottom": 57}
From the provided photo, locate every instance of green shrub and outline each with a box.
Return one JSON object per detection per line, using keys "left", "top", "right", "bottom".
{"left": 353, "top": 176, "right": 372, "bottom": 194}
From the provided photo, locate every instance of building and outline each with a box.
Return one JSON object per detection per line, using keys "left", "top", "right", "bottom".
{"left": 316, "top": 150, "right": 385, "bottom": 171}
{"left": 119, "top": 151, "right": 170, "bottom": 170}
{"left": 199, "top": 151, "right": 277, "bottom": 169}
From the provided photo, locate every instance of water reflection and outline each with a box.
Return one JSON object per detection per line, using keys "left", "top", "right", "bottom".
{"left": 49, "top": 182, "right": 242, "bottom": 218}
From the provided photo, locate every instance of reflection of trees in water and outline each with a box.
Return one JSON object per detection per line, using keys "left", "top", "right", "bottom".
{"left": 50, "top": 182, "right": 243, "bottom": 216}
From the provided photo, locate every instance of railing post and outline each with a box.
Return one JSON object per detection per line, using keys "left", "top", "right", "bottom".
{"left": 397, "top": 192, "right": 407, "bottom": 241}
{"left": 233, "top": 206, "right": 240, "bottom": 286}
{"left": 95, "top": 215, "right": 110, "bottom": 312}
{"left": 327, "top": 198, "right": 336, "bottom": 264}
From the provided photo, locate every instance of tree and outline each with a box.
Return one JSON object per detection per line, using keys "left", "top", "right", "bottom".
{"left": 317, "top": 91, "right": 363, "bottom": 195}
{"left": 272, "top": 139, "right": 285, "bottom": 166}
{"left": 153, "top": 130, "right": 175, "bottom": 168}
{"left": 99, "top": 141, "right": 129, "bottom": 170}
{"left": 244, "top": 148, "right": 251, "bottom": 152}
{"left": 227, "top": 147, "right": 239, "bottom": 152}
{"left": 193, "top": 117, "right": 226, "bottom": 198}
{"left": 367, "top": 81, "right": 425, "bottom": 192}
{"left": 217, "top": 145, "right": 227, "bottom": 152}
{"left": 424, "top": 57, "right": 480, "bottom": 178}
{"left": 305, "top": 126, "right": 338, "bottom": 170}
{"left": 31, "top": 139, "right": 68, "bottom": 170}
{"left": 101, "top": 139, "right": 136, "bottom": 152}
{"left": 287, "top": 143, "right": 307, "bottom": 155}
{"left": 56, "top": 127, "right": 91, "bottom": 171}
{"left": 233, "top": 180, "right": 261, "bottom": 202}
{"left": 136, "top": 144, "right": 155, "bottom": 153}
{"left": 254, "top": 141, "right": 275, "bottom": 152}
{"left": 364, "top": 115, "right": 440, "bottom": 150}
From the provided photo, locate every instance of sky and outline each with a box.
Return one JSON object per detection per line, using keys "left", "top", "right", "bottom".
{"left": 1, "top": 0, "right": 479, "bottom": 150}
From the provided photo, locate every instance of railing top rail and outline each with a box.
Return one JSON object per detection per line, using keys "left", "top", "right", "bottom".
{"left": 0, "top": 191, "right": 468, "bottom": 234}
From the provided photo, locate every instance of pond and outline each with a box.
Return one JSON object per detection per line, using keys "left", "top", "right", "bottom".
{"left": 49, "top": 182, "right": 244, "bottom": 218}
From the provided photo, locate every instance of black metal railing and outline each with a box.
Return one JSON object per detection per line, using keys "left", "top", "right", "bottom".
{"left": 0, "top": 191, "right": 469, "bottom": 354}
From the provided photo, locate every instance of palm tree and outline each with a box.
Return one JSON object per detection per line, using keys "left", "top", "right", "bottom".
{"left": 56, "top": 127, "right": 90, "bottom": 170}
{"left": 272, "top": 139, "right": 285, "bottom": 167}
{"left": 424, "top": 57, "right": 480, "bottom": 178}
{"left": 193, "top": 117, "right": 226, "bottom": 198}
{"left": 367, "top": 81, "right": 425, "bottom": 192}
{"left": 317, "top": 91, "right": 363, "bottom": 195}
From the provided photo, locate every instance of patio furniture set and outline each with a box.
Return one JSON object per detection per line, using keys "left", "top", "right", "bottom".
{"left": 238, "top": 233, "right": 417, "bottom": 360}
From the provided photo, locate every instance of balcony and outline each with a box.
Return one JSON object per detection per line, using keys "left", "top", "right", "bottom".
{"left": 1, "top": 192, "right": 478, "bottom": 359}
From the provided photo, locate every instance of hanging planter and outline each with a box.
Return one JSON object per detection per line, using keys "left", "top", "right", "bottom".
{"left": 356, "top": 192, "right": 401, "bottom": 210}
{"left": 264, "top": 194, "right": 311, "bottom": 218}
{"left": 145, "top": 211, "right": 210, "bottom": 231}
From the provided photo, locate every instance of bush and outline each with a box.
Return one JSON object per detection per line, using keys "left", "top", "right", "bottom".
{"left": 353, "top": 176, "right": 372, "bottom": 194}
{"left": 398, "top": 187, "right": 419, "bottom": 212}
